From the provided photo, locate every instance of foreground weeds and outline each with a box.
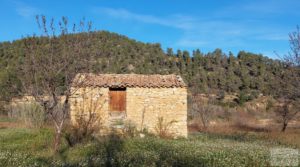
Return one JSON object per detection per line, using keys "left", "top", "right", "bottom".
{"left": 1, "top": 127, "right": 300, "bottom": 167}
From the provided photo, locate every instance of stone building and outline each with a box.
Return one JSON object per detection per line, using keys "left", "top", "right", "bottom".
{"left": 70, "top": 73, "right": 188, "bottom": 137}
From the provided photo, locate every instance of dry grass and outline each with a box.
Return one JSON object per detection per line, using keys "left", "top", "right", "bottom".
{"left": 155, "top": 117, "right": 177, "bottom": 139}
{"left": 260, "top": 128, "right": 300, "bottom": 148}
{"left": 188, "top": 94, "right": 300, "bottom": 149}
{"left": 190, "top": 121, "right": 300, "bottom": 149}
{"left": 0, "top": 116, "right": 23, "bottom": 129}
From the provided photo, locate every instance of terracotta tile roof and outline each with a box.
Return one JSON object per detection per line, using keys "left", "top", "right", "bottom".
{"left": 72, "top": 73, "right": 186, "bottom": 88}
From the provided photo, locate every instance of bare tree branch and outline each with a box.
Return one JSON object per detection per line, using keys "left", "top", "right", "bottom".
{"left": 20, "top": 15, "right": 94, "bottom": 152}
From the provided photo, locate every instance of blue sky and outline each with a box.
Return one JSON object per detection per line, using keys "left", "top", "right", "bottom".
{"left": 1, "top": 0, "right": 300, "bottom": 58}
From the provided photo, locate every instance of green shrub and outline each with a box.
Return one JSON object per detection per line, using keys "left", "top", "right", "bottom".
{"left": 236, "top": 91, "right": 253, "bottom": 105}
{"left": 266, "top": 98, "right": 275, "bottom": 111}
{"left": 217, "top": 90, "right": 225, "bottom": 100}
{"left": 115, "top": 150, "right": 159, "bottom": 167}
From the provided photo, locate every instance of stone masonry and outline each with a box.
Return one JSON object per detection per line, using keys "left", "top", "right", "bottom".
{"left": 70, "top": 87, "right": 188, "bottom": 137}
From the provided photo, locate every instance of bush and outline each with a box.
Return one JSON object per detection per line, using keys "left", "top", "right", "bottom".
{"left": 250, "top": 90, "right": 260, "bottom": 99}
{"left": 154, "top": 117, "right": 177, "bottom": 138}
{"left": 64, "top": 114, "right": 100, "bottom": 147}
{"left": 122, "top": 120, "right": 138, "bottom": 138}
{"left": 217, "top": 91, "right": 225, "bottom": 100}
{"left": 266, "top": 98, "right": 275, "bottom": 111}
{"left": 236, "top": 91, "right": 253, "bottom": 105}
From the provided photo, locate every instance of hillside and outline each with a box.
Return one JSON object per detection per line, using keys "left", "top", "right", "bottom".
{"left": 0, "top": 31, "right": 299, "bottom": 101}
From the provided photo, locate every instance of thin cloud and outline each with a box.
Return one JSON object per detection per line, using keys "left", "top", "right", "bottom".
{"left": 92, "top": 6, "right": 292, "bottom": 54}
{"left": 92, "top": 7, "right": 194, "bottom": 30}
{"left": 241, "top": 0, "right": 300, "bottom": 15}
{"left": 255, "top": 34, "right": 288, "bottom": 41}
{"left": 175, "top": 39, "right": 208, "bottom": 47}
{"left": 14, "top": 1, "right": 39, "bottom": 18}
{"left": 215, "top": 0, "right": 300, "bottom": 18}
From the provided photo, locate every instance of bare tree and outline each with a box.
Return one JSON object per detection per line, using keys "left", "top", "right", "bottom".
{"left": 285, "top": 26, "right": 300, "bottom": 67}
{"left": 191, "top": 95, "right": 214, "bottom": 130}
{"left": 275, "top": 99, "right": 299, "bottom": 132}
{"left": 282, "top": 26, "right": 300, "bottom": 99}
{"left": 20, "top": 15, "right": 93, "bottom": 151}
{"left": 275, "top": 26, "right": 300, "bottom": 132}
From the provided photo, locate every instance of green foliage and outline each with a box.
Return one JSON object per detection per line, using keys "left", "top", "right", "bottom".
{"left": 0, "top": 68, "right": 21, "bottom": 101}
{"left": 266, "top": 99, "right": 275, "bottom": 111}
{"left": 217, "top": 90, "right": 226, "bottom": 100}
{"left": 0, "top": 31, "right": 299, "bottom": 100}
{"left": 236, "top": 91, "right": 254, "bottom": 105}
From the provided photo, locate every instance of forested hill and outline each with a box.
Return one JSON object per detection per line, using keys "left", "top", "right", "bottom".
{"left": 0, "top": 31, "right": 298, "bottom": 100}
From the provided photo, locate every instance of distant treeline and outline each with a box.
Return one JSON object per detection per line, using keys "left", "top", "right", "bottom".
{"left": 0, "top": 31, "right": 298, "bottom": 101}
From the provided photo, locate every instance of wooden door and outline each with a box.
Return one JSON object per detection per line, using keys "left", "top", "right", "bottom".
{"left": 109, "top": 88, "right": 126, "bottom": 112}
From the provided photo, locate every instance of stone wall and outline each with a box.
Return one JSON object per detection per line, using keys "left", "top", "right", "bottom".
{"left": 70, "top": 87, "right": 188, "bottom": 137}
{"left": 126, "top": 88, "right": 187, "bottom": 137}
{"left": 70, "top": 87, "right": 110, "bottom": 133}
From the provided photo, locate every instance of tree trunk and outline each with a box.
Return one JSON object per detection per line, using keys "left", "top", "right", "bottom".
{"left": 281, "top": 121, "right": 288, "bottom": 132}
{"left": 54, "top": 129, "right": 62, "bottom": 152}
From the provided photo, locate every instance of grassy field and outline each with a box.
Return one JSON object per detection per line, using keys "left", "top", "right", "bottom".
{"left": 0, "top": 117, "right": 300, "bottom": 167}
